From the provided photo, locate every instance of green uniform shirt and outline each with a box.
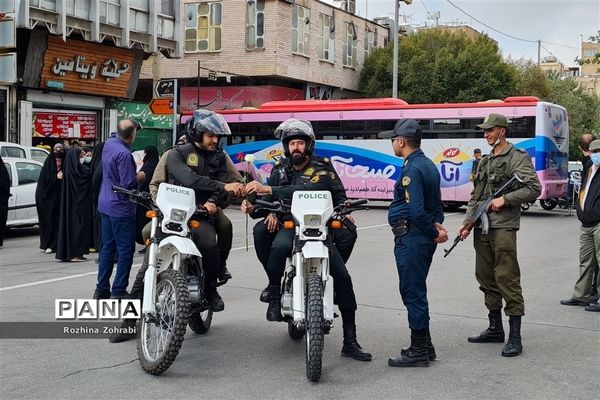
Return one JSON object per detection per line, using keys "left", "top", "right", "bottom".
{"left": 464, "top": 142, "right": 541, "bottom": 230}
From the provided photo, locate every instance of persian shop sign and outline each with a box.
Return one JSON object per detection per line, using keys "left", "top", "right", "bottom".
{"left": 41, "top": 36, "right": 135, "bottom": 98}
{"left": 33, "top": 111, "right": 97, "bottom": 139}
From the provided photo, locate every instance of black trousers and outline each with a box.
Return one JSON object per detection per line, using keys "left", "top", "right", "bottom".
{"left": 263, "top": 227, "right": 357, "bottom": 312}
{"left": 253, "top": 219, "right": 357, "bottom": 269}
{"left": 0, "top": 204, "right": 7, "bottom": 246}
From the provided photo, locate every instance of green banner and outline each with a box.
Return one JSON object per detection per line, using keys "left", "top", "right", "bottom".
{"left": 112, "top": 101, "right": 172, "bottom": 129}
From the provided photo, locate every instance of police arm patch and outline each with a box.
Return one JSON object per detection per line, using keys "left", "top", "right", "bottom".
{"left": 187, "top": 153, "right": 199, "bottom": 167}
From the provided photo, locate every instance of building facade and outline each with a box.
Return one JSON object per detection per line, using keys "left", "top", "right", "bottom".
{"left": 140, "top": 0, "right": 389, "bottom": 113}
{"left": 1, "top": 0, "right": 180, "bottom": 146}
{"left": 577, "top": 41, "right": 600, "bottom": 97}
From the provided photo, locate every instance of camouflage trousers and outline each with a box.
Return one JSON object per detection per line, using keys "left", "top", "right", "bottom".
{"left": 473, "top": 228, "right": 524, "bottom": 316}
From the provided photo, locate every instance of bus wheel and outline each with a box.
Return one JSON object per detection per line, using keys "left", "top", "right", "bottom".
{"left": 539, "top": 199, "right": 557, "bottom": 211}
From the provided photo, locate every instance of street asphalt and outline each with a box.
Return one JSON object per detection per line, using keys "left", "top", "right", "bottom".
{"left": 0, "top": 204, "right": 598, "bottom": 400}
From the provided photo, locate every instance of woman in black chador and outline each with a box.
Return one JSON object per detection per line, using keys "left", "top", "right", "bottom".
{"left": 135, "top": 145, "right": 159, "bottom": 245}
{"left": 89, "top": 142, "right": 105, "bottom": 252}
{"left": 56, "top": 147, "right": 92, "bottom": 261}
{"left": 35, "top": 143, "right": 65, "bottom": 253}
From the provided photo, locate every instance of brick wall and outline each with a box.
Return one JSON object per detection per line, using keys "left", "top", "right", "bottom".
{"left": 141, "top": 0, "right": 389, "bottom": 93}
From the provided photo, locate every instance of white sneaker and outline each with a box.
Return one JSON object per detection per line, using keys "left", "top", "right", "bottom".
{"left": 45, "top": 248, "right": 52, "bottom": 254}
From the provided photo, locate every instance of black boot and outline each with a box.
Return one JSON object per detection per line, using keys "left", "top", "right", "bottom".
{"left": 108, "top": 319, "right": 137, "bottom": 343}
{"left": 468, "top": 310, "right": 505, "bottom": 343}
{"left": 501, "top": 316, "right": 523, "bottom": 357}
{"left": 259, "top": 285, "right": 270, "bottom": 303}
{"left": 205, "top": 284, "right": 225, "bottom": 312}
{"left": 401, "top": 328, "right": 436, "bottom": 361}
{"left": 388, "top": 329, "right": 430, "bottom": 367}
{"left": 266, "top": 284, "right": 282, "bottom": 322}
{"left": 218, "top": 265, "right": 232, "bottom": 281}
{"left": 340, "top": 311, "right": 372, "bottom": 361}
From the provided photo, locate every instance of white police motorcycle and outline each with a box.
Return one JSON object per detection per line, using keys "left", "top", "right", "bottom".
{"left": 113, "top": 183, "right": 213, "bottom": 375}
{"left": 256, "top": 191, "right": 367, "bottom": 382}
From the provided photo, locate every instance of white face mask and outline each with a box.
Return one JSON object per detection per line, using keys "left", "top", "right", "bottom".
{"left": 83, "top": 156, "right": 92, "bottom": 164}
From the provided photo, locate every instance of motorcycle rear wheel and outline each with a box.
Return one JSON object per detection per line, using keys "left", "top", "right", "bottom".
{"left": 305, "top": 273, "right": 324, "bottom": 382}
{"left": 539, "top": 199, "right": 557, "bottom": 210}
{"left": 137, "top": 268, "right": 190, "bottom": 375}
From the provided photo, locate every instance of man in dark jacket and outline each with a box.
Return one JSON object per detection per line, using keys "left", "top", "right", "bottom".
{"left": 561, "top": 136, "right": 600, "bottom": 312}
{"left": 166, "top": 109, "right": 245, "bottom": 312}
{"left": 0, "top": 156, "right": 10, "bottom": 247}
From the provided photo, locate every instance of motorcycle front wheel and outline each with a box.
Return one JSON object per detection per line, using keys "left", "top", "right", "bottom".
{"left": 188, "top": 309, "right": 213, "bottom": 334}
{"left": 305, "top": 273, "right": 324, "bottom": 382}
{"left": 137, "top": 268, "right": 190, "bottom": 375}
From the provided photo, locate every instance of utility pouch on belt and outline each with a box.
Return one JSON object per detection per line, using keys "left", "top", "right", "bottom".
{"left": 392, "top": 218, "right": 410, "bottom": 237}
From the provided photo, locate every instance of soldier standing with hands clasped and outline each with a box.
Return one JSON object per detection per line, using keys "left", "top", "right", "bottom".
{"left": 458, "top": 113, "right": 541, "bottom": 357}
{"left": 379, "top": 119, "right": 448, "bottom": 368}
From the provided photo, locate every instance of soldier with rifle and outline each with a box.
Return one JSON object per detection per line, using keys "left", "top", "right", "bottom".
{"left": 456, "top": 113, "right": 541, "bottom": 358}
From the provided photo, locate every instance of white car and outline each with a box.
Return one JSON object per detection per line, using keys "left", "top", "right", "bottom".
{"left": 0, "top": 142, "right": 49, "bottom": 163}
{"left": 3, "top": 157, "right": 43, "bottom": 228}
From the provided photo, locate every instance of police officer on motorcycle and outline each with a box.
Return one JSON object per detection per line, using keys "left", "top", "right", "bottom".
{"left": 166, "top": 109, "right": 245, "bottom": 311}
{"left": 242, "top": 119, "right": 371, "bottom": 362}
{"left": 252, "top": 119, "right": 358, "bottom": 303}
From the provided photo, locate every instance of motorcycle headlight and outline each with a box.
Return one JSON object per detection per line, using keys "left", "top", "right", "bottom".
{"left": 303, "top": 214, "right": 322, "bottom": 228}
{"left": 170, "top": 208, "right": 188, "bottom": 223}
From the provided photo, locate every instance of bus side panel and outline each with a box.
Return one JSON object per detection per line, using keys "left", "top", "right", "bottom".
{"left": 535, "top": 103, "right": 569, "bottom": 199}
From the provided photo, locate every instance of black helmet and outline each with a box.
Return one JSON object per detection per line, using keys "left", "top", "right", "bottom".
{"left": 275, "top": 118, "right": 316, "bottom": 158}
{"left": 186, "top": 109, "right": 231, "bottom": 143}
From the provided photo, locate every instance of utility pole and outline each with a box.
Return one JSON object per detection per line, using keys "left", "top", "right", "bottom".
{"left": 392, "top": 0, "right": 412, "bottom": 98}
{"left": 537, "top": 40, "right": 541, "bottom": 64}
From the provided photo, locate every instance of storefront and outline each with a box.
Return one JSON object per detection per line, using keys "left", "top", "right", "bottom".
{"left": 17, "top": 30, "right": 143, "bottom": 147}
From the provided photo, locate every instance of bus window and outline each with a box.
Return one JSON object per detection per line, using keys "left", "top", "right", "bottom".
{"left": 507, "top": 117, "right": 535, "bottom": 138}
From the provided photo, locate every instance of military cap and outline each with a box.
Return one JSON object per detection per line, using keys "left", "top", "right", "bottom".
{"left": 378, "top": 119, "right": 422, "bottom": 139}
{"left": 476, "top": 113, "right": 508, "bottom": 130}
{"left": 473, "top": 148, "right": 482, "bottom": 154}
{"left": 590, "top": 139, "right": 600, "bottom": 152}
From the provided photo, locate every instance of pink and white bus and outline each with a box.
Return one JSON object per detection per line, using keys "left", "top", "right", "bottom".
{"left": 209, "top": 96, "right": 569, "bottom": 206}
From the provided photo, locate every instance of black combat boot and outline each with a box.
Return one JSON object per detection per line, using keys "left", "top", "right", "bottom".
{"left": 501, "top": 316, "right": 523, "bottom": 357}
{"left": 205, "top": 284, "right": 225, "bottom": 312}
{"left": 388, "top": 329, "right": 430, "bottom": 367}
{"left": 259, "top": 286, "right": 270, "bottom": 303}
{"left": 340, "top": 311, "right": 372, "bottom": 361}
{"left": 401, "top": 328, "right": 436, "bottom": 361}
{"left": 468, "top": 310, "right": 505, "bottom": 343}
{"left": 108, "top": 319, "right": 137, "bottom": 343}
{"left": 266, "top": 284, "right": 282, "bottom": 322}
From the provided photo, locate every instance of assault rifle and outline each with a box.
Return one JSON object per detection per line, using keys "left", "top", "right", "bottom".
{"left": 443, "top": 173, "right": 524, "bottom": 258}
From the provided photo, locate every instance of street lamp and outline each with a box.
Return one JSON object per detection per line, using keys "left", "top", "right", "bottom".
{"left": 392, "top": 0, "right": 412, "bottom": 98}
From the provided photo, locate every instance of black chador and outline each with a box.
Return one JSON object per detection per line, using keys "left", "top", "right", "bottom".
{"left": 89, "top": 142, "right": 105, "bottom": 251}
{"left": 35, "top": 151, "right": 63, "bottom": 251}
{"left": 56, "top": 148, "right": 92, "bottom": 261}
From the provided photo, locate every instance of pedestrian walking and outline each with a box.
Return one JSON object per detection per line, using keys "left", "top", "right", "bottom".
{"left": 378, "top": 119, "right": 448, "bottom": 367}
{"left": 458, "top": 113, "right": 541, "bottom": 357}
{"left": 94, "top": 119, "right": 139, "bottom": 299}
